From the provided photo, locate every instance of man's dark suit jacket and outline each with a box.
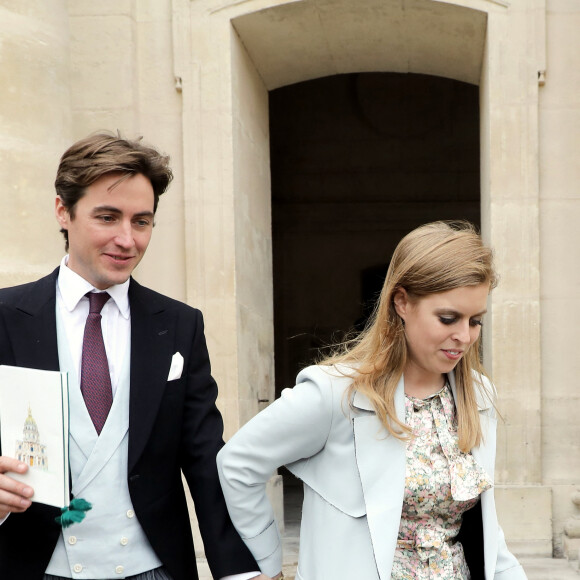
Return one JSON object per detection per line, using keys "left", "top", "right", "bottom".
{"left": 0, "top": 268, "right": 257, "bottom": 580}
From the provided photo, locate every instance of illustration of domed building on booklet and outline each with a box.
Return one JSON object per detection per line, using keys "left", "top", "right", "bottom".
{"left": 15, "top": 404, "right": 48, "bottom": 471}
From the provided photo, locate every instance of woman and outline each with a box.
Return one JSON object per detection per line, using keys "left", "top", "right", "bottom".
{"left": 218, "top": 221, "right": 527, "bottom": 580}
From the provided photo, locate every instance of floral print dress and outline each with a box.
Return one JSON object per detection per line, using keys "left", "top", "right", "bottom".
{"left": 391, "top": 384, "right": 492, "bottom": 579}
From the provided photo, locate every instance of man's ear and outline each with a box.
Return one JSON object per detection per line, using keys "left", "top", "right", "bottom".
{"left": 393, "top": 287, "right": 409, "bottom": 318}
{"left": 55, "top": 196, "right": 69, "bottom": 229}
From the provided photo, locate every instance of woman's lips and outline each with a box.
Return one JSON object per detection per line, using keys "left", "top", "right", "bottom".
{"left": 442, "top": 349, "right": 463, "bottom": 360}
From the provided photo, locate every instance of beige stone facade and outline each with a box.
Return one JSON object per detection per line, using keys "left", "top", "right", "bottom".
{"left": 0, "top": 0, "right": 578, "bottom": 563}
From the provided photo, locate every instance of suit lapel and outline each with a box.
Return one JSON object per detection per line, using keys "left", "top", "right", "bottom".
{"left": 127, "top": 280, "right": 175, "bottom": 473}
{"left": 5, "top": 269, "right": 60, "bottom": 372}
{"left": 352, "top": 376, "right": 406, "bottom": 580}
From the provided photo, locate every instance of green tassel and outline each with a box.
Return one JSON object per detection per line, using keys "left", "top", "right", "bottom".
{"left": 55, "top": 498, "right": 92, "bottom": 528}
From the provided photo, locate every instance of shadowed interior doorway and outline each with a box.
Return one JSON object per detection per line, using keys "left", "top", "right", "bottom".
{"left": 269, "top": 70, "right": 480, "bottom": 531}
{"left": 271, "top": 71, "right": 480, "bottom": 396}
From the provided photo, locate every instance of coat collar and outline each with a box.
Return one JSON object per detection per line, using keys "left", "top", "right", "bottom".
{"left": 352, "top": 371, "right": 495, "bottom": 414}
{"left": 352, "top": 374, "right": 406, "bottom": 578}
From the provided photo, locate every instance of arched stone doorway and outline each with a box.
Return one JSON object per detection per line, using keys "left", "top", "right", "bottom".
{"left": 183, "top": 0, "right": 546, "bottom": 554}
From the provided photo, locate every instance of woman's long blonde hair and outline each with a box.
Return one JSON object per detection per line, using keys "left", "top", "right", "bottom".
{"left": 321, "top": 221, "right": 498, "bottom": 452}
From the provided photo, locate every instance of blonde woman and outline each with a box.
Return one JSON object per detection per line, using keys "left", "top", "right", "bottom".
{"left": 218, "top": 222, "right": 527, "bottom": 580}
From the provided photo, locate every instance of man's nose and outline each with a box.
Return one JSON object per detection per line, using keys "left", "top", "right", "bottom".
{"left": 114, "top": 222, "right": 135, "bottom": 248}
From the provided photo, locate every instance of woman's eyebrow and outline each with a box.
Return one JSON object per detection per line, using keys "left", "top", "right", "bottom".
{"left": 435, "top": 308, "right": 488, "bottom": 316}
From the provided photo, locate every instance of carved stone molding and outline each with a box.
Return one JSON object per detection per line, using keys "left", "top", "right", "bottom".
{"left": 563, "top": 490, "right": 580, "bottom": 560}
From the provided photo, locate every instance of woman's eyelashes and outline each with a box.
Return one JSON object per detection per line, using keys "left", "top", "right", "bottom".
{"left": 438, "top": 315, "right": 484, "bottom": 327}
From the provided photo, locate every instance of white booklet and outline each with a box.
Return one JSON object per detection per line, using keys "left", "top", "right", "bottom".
{"left": 0, "top": 365, "right": 70, "bottom": 508}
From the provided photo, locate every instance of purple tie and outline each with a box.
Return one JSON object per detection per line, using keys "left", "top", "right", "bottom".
{"left": 81, "top": 292, "right": 113, "bottom": 435}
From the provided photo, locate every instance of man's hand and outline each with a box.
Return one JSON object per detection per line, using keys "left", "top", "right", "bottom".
{"left": 251, "top": 575, "right": 283, "bottom": 580}
{"left": 0, "top": 456, "right": 34, "bottom": 519}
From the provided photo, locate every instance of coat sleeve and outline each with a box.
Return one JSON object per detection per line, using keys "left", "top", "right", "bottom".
{"left": 217, "top": 365, "right": 337, "bottom": 577}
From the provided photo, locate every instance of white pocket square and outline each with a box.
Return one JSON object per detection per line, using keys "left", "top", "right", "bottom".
{"left": 167, "top": 352, "right": 184, "bottom": 381}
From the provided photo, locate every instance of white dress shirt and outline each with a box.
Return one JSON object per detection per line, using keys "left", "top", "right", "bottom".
{"left": 57, "top": 256, "right": 130, "bottom": 398}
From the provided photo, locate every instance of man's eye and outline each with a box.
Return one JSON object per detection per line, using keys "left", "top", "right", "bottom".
{"left": 438, "top": 317, "right": 455, "bottom": 325}
{"left": 135, "top": 219, "right": 151, "bottom": 227}
{"left": 99, "top": 215, "right": 115, "bottom": 222}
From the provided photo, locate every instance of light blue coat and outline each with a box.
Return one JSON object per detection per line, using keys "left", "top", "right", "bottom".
{"left": 218, "top": 365, "right": 527, "bottom": 580}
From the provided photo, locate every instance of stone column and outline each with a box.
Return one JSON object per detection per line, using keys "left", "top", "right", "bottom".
{"left": 182, "top": 0, "right": 281, "bottom": 536}
{"left": 183, "top": 0, "right": 275, "bottom": 437}
{"left": 480, "top": 1, "right": 551, "bottom": 556}
{"left": 539, "top": 0, "right": 580, "bottom": 557}
{"left": 0, "top": 1, "right": 71, "bottom": 285}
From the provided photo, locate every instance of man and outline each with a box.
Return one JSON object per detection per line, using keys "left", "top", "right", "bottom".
{"left": 0, "top": 133, "right": 273, "bottom": 580}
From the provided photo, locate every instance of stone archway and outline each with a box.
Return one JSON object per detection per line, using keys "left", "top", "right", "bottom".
{"left": 231, "top": 0, "right": 487, "bottom": 88}
{"left": 182, "top": 0, "right": 547, "bottom": 554}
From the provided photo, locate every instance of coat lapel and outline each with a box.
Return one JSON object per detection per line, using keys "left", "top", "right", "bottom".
{"left": 478, "top": 425, "right": 499, "bottom": 580}
{"left": 127, "top": 280, "right": 176, "bottom": 473}
{"left": 5, "top": 269, "right": 60, "bottom": 372}
{"left": 352, "top": 375, "right": 406, "bottom": 580}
